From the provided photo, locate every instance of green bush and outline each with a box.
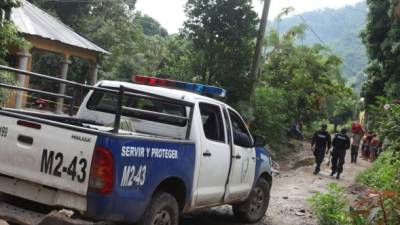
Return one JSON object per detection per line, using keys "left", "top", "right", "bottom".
{"left": 0, "top": 21, "right": 29, "bottom": 105}
{"left": 0, "top": 22, "right": 29, "bottom": 61}
{"left": 358, "top": 98, "right": 400, "bottom": 193}
{"left": 357, "top": 149, "right": 400, "bottom": 193}
{"left": 0, "top": 71, "right": 15, "bottom": 105}
{"left": 352, "top": 99, "right": 400, "bottom": 225}
{"left": 251, "top": 87, "right": 290, "bottom": 144}
{"left": 309, "top": 181, "right": 400, "bottom": 225}
{"left": 309, "top": 183, "right": 352, "bottom": 225}
{"left": 355, "top": 147, "right": 400, "bottom": 225}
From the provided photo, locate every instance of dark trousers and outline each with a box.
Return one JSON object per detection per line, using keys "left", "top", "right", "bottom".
{"left": 314, "top": 147, "right": 325, "bottom": 172}
{"left": 351, "top": 145, "right": 359, "bottom": 163}
{"left": 331, "top": 148, "right": 346, "bottom": 174}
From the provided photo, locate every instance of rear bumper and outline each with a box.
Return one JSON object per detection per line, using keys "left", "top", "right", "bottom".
{"left": 0, "top": 174, "right": 87, "bottom": 212}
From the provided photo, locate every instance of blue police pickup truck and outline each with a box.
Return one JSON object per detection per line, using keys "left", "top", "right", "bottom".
{"left": 0, "top": 72, "right": 272, "bottom": 225}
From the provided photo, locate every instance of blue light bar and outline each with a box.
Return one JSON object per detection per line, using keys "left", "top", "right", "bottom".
{"left": 206, "top": 86, "right": 227, "bottom": 97}
{"left": 194, "top": 84, "right": 205, "bottom": 92}
{"left": 133, "top": 75, "right": 227, "bottom": 97}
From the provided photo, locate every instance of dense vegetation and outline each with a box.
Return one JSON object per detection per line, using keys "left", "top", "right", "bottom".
{"left": 361, "top": 0, "right": 400, "bottom": 105}
{"left": 252, "top": 24, "right": 355, "bottom": 143}
{"left": 183, "top": 0, "right": 258, "bottom": 103}
{"left": 357, "top": 2, "right": 400, "bottom": 217}
{"left": 275, "top": 2, "right": 368, "bottom": 92}
{"left": 357, "top": 100, "right": 400, "bottom": 225}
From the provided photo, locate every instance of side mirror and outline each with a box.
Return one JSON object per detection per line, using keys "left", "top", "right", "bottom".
{"left": 233, "top": 130, "right": 253, "bottom": 148}
{"left": 254, "top": 135, "right": 266, "bottom": 147}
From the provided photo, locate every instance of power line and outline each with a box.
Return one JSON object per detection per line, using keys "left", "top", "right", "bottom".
{"left": 285, "top": 0, "right": 360, "bottom": 76}
{"left": 297, "top": 14, "right": 327, "bottom": 45}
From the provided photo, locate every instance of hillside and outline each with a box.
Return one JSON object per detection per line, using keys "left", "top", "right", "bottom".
{"left": 271, "top": 1, "right": 368, "bottom": 91}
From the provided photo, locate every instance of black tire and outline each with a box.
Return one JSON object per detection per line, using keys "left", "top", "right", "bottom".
{"left": 232, "top": 177, "right": 270, "bottom": 223}
{"left": 139, "top": 192, "right": 179, "bottom": 225}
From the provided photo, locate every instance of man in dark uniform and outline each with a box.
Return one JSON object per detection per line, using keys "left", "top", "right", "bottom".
{"left": 331, "top": 128, "right": 351, "bottom": 179}
{"left": 311, "top": 124, "right": 331, "bottom": 175}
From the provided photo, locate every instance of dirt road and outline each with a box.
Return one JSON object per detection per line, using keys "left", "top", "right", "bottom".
{"left": 181, "top": 141, "right": 371, "bottom": 225}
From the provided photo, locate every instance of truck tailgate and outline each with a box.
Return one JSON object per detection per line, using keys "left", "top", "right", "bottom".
{"left": 0, "top": 115, "right": 97, "bottom": 196}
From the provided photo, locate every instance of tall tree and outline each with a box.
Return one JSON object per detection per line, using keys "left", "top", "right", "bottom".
{"left": 249, "top": 24, "right": 355, "bottom": 144}
{"left": 258, "top": 25, "right": 352, "bottom": 125}
{"left": 183, "top": 0, "right": 258, "bottom": 103}
{"left": 31, "top": 0, "right": 144, "bottom": 81}
{"left": 32, "top": 0, "right": 136, "bottom": 32}
{"left": 139, "top": 14, "right": 168, "bottom": 37}
{"left": 156, "top": 35, "right": 196, "bottom": 81}
{"left": 361, "top": 0, "right": 400, "bottom": 104}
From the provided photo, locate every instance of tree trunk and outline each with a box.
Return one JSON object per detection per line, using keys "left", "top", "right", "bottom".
{"left": 249, "top": 0, "right": 271, "bottom": 95}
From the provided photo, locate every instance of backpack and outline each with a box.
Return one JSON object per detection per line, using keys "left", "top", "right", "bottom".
{"left": 352, "top": 123, "right": 363, "bottom": 134}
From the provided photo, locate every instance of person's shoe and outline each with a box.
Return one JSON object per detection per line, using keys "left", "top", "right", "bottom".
{"left": 336, "top": 173, "right": 341, "bottom": 179}
{"left": 330, "top": 171, "right": 335, "bottom": 176}
{"left": 313, "top": 170, "right": 318, "bottom": 175}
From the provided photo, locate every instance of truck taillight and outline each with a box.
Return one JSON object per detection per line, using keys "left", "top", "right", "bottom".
{"left": 89, "top": 146, "right": 114, "bottom": 195}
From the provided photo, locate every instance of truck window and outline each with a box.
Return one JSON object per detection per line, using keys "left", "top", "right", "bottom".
{"left": 228, "top": 109, "right": 252, "bottom": 147}
{"left": 87, "top": 90, "right": 187, "bottom": 127}
{"left": 199, "top": 103, "right": 225, "bottom": 143}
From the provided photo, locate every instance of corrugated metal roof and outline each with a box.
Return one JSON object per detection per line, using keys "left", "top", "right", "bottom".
{"left": 11, "top": 0, "right": 109, "bottom": 54}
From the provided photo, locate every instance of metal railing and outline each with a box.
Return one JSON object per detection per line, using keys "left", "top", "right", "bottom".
{"left": 0, "top": 65, "right": 195, "bottom": 139}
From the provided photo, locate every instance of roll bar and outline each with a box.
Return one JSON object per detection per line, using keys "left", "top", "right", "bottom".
{"left": 0, "top": 65, "right": 194, "bottom": 139}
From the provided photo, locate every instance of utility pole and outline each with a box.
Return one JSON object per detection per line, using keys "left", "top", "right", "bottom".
{"left": 250, "top": 0, "right": 271, "bottom": 94}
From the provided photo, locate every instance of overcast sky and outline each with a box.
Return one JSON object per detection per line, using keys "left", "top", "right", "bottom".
{"left": 136, "top": 0, "right": 364, "bottom": 34}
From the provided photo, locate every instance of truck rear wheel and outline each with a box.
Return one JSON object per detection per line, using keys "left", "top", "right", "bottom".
{"left": 139, "top": 192, "right": 179, "bottom": 225}
{"left": 232, "top": 177, "right": 270, "bottom": 223}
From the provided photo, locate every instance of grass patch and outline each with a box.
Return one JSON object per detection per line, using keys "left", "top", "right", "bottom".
{"left": 357, "top": 150, "right": 400, "bottom": 193}
{"left": 309, "top": 183, "right": 352, "bottom": 225}
{"left": 309, "top": 147, "right": 400, "bottom": 225}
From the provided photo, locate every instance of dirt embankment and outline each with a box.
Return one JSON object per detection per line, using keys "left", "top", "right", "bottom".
{"left": 181, "top": 141, "right": 371, "bottom": 225}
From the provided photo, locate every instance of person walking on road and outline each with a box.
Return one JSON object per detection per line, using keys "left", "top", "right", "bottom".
{"left": 351, "top": 132, "right": 363, "bottom": 163}
{"left": 351, "top": 122, "right": 364, "bottom": 163}
{"left": 369, "top": 135, "right": 381, "bottom": 162}
{"left": 311, "top": 124, "right": 331, "bottom": 175}
{"left": 331, "top": 128, "right": 351, "bottom": 179}
{"left": 362, "top": 131, "right": 374, "bottom": 159}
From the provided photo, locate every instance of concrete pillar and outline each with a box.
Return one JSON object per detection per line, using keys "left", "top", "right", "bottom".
{"left": 55, "top": 56, "right": 71, "bottom": 114}
{"left": 15, "top": 51, "right": 32, "bottom": 109}
{"left": 89, "top": 62, "right": 99, "bottom": 85}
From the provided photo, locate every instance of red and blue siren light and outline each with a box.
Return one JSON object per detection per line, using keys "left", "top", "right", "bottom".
{"left": 133, "top": 75, "right": 227, "bottom": 98}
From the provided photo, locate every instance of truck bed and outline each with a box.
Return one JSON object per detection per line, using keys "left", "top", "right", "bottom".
{"left": 0, "top": 108, "right": 192, "bottom": 214}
